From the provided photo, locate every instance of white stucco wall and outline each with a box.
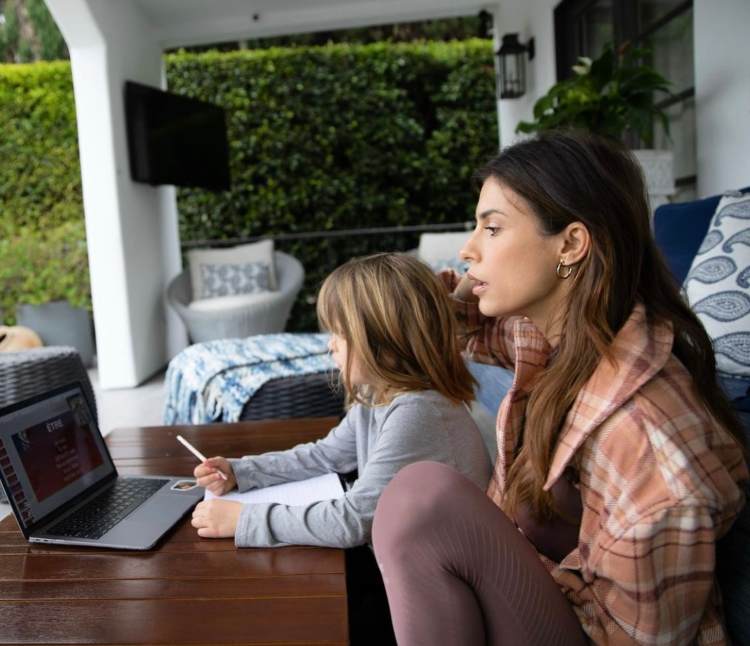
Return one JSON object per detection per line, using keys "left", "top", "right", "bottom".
{"left": 694, "top": 0, "right": 750, "bottom": 196}
{"left": 46, "top": 0, "right": 186, "bottom": 388}
{"left": 491, "top": 0, "right": 558, "bottom": 148}
{"left": 492, "top": 0, "right": 750, "bottom": 197}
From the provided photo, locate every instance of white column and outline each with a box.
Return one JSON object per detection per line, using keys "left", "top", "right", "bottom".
{"left": 45, "top": 0, "right": 187, "bottom": 388}
{"left": 694, "top": 0, "right": 750, "bottom": 197}
{"left": 492, "top": 0, "right": 559, "bottom": 148}
{"left": 490, "top": 5, "right": 503, "bottom": 148}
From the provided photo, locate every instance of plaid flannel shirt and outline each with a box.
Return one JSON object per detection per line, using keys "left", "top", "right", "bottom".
{"left": 440, "top": 272, "right": 748, "bottom": 645}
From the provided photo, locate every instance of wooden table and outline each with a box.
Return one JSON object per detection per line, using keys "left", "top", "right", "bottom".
{"left": 0, "top": 418, "right": 349, "bottom": 645}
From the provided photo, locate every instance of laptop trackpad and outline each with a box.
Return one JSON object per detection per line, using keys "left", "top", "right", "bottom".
{"left": 99, "top": 484, "right": 200, "bottom": 548}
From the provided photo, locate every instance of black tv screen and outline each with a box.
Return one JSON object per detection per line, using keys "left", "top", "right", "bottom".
{"left": 124, "top": 81, "right": 231, "bottom": 191}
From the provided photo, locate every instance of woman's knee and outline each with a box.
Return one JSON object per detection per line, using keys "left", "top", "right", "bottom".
{"left": 373, "top": 461, "right": 478, "bottom": 557}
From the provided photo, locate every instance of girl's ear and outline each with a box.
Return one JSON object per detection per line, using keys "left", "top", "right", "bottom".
{"left": 558, "top": 221, "right": 591, "bottom": 265}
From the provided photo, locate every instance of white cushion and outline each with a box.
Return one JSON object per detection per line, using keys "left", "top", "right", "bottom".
{"left": 417, "top": 232, "right": 470, "bottom": 263}
{"left": 683, "top": 192, "right": 750, "bottom": 376}
{"left": 187, "top": 239, "right": 277, "bottom": 303}
{"left": 188, "top": 292, "right": 267, "bottom": 312}
{"left": 417, "top": 232, "right": 470, "bottom": 274}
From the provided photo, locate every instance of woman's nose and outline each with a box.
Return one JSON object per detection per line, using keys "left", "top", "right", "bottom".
{"left": 459, "top": 233, "right": 478, "bottom": 262}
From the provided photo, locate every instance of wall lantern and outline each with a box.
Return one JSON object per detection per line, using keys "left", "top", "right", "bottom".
{"left": 495, "top": 33, "right": 535, "bottom": 99}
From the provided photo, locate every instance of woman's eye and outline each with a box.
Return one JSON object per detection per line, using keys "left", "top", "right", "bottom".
{"left": 484, "top": 226, "right": 500, "bottom": 237}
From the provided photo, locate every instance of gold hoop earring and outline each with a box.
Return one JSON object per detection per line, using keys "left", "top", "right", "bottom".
{"left": 556, "top": 259, "right": 574, "bottom": 279}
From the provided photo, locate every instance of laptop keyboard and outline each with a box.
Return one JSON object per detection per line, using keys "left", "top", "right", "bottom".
{"left": 47, "top": 478, "right": 169, "bottom": 540}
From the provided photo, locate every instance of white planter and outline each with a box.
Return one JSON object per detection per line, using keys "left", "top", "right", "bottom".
{"left": 632, "top": 149, "right": 675, "bottom": 210}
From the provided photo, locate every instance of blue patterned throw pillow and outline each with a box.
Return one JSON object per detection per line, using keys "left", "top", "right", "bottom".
{"left": 187, "top": 239, "right": 277, "bottom": 303}
{"left": 198, "top": 262, "right": 271, "bottom": 299}
{"left": 684, "top": 192, "right": 750, "bottom": 377}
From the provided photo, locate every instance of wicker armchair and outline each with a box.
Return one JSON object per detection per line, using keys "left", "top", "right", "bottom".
{"left": 167, "top": 251, "right": 305, "bottom": 343}
{"left": 0, "top": 346, "right": 96, "bottom": 420}
{"left": 0, "top": 346, "right": 97, "bottom": 503}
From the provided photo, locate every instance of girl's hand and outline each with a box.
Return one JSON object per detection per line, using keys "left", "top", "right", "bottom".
{"left": 191, "top": 499, "right": 242, "bottom": 538}
{"left": 193, "top": 456, "right": 236, "bottom": 496}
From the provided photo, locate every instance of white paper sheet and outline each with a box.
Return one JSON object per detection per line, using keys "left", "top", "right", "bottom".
{"left": 204, "top": 472, "right": 345, "bottom": 506}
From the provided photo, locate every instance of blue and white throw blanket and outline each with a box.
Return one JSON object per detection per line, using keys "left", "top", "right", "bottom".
{"left": 163, "top": 333, "right": 334, "bottom": 424}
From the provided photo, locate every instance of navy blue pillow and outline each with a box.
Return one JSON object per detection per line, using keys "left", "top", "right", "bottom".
{"left": 654, "top": 187, "right": 750, "bottom": 285}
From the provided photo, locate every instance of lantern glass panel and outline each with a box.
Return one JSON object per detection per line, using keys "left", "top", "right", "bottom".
{"left": 498, "top": 34, "right": 528, "bottom": 98}
{"left": 502, "top": 51, "right": 525, "bottom": 98}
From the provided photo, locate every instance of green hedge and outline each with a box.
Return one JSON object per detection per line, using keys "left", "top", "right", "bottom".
{"left": 169, "top": 41, "right": 496, "bottom": 239}
{"left": 0, "top": 61, "right": 80, "bottom": 235}
{"left": 0, "top": 221, "right": 90, "bottom": 324}
{"left": 0, "top": 40, "right": 498, "bottom": 329}
{"left": 168, "top": 41, "right": 497, "bottom": 329}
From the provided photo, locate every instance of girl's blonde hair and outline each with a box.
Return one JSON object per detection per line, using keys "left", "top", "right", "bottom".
{"left": 317, "top": 252, "right": 475, "bottom": 406}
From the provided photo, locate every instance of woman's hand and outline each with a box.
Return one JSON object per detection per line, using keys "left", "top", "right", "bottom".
{"left": 193, "top": 456, "right": 237, "bottom": 496}
{"left": 191, "top": 499, "right": 242, "bottom": 538}
{"left": 454, "top": 273, "right": 479, "bottom": 303}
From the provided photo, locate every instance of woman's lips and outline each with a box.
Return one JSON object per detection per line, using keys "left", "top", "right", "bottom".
{"left": 467, "top": 272, "right": 488, "bottom": 295}
{"left": 472, "top": 282, "right": 488, "bottom": 295}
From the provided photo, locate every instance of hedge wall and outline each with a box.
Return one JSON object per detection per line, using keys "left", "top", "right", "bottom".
{"left": 0, "top": 40, "right": 498, "bottom": 329}
{"left": 0, "top": 61, "right": 80, "bottom": 235}
{"left": 168, "top": 40, "right": 498, "bottom": 329}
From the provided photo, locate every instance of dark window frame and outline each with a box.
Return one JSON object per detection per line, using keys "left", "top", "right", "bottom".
{"left": 554, "top": 0, "right": 695, "bottom": 189}
{"left": 554, "top": 0, "right": 693, "bottom": 80}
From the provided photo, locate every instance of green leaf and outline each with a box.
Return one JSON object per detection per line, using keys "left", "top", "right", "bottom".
{"left": 513, "top": 42, "right": 672, "bottom": 144}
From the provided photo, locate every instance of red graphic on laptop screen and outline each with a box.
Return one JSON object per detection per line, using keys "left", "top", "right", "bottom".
{"left": 12, "top": 410, "right": 103, "bottom": 503}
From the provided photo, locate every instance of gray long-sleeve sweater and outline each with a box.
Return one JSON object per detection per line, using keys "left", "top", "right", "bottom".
{"left": 229, "top": 390, "right": 492, "bottom": 548}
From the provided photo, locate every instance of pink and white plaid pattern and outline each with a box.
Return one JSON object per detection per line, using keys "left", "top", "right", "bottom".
{"left": 440, "top": 271, "right": 748, "bottom": 645}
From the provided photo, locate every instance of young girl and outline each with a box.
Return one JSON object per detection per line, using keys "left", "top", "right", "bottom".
{"left": 190, "top": 252, "right": 491, "bottom": 548}
{"left": 372, "top": 132, "right": 748, "bottom": 645}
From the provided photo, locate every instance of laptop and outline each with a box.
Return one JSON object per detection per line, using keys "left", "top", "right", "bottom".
{"left": 0, "top": 382, "right": 204, "bottom": 550}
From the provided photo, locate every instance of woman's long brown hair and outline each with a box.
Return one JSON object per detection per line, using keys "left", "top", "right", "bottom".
{"left": 478, "top": 131, "right": 746, "bottom": 520}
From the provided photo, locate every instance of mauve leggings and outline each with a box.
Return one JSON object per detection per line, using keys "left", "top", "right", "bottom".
{"left": 372, "top": 461, "right": 588, "bottom": 646}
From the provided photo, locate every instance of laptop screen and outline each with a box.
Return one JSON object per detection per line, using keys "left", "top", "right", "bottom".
{"left": 0, "top": 384, "right": 115, "bottom": 534}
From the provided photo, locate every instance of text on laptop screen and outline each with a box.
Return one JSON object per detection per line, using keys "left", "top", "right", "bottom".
{"left": 13, "top": 409, "right": 104, "bottom": 502}
{"left": 0, "top": 386, "right": 114, "bottom": 530}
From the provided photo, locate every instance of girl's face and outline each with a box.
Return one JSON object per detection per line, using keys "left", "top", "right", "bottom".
{"left": 328, "top": 333, "right": 369, "bottom": 387}
{"left": 460, "top": 178, "right": 571, "bottom": 334}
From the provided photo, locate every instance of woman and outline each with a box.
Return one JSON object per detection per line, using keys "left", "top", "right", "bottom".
{"left": 372, "top": 131, "right": 748, "bottom": 645}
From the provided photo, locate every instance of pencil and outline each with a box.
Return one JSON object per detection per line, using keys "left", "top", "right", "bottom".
{"left": 176, "top": 434, "right": 229, "bottom": 480}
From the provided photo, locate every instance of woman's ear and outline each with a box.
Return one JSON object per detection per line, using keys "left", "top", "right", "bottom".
{"left": 558, "top": 221, "right": 591, "bottom": 265}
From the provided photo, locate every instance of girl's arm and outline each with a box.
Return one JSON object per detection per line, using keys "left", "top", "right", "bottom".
{"left": 234, "top": 399, "right": 478, "bottom": 548}
{"left": 438, "top": 270, "right": 517, "bottom": 369}
{"left": 229, "top": 411, "right": 358, "bottom": 492}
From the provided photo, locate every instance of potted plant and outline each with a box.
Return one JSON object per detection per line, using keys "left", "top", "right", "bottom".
{"left": 6, "top": 221, "right": 95, "bottom": 366}
{"left": 516, "top": 44, "right": 674, "bottom": 207}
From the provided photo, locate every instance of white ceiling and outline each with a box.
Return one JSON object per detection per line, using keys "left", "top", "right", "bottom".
{"left": 132, "top": 0, "right": 489, "bottom": 49}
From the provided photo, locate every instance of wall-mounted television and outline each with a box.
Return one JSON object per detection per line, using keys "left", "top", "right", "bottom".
{"left": 124, "top": 81, "right": 231, "bottom": 191}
